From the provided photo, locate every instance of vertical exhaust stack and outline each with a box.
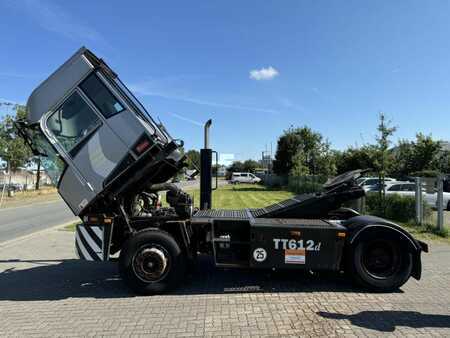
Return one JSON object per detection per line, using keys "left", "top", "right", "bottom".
{"left": 200, "top": 119, "right": 213, "bottom": 210}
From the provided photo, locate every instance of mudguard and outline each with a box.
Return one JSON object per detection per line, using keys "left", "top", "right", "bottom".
{"left": 343, "top": 215, "right": 428, "bottom": 280}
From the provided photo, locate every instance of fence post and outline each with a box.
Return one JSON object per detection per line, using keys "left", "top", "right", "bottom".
{"left": 0, "top": 181, "right": 5, "bottom": 208}
{"left": 437, "top": 174, "right": 444, "bottom": 232}
{"left": 360, "top": 195, "right": 366, "bottom": 214}
{"left": 415, "top": 177, "right": 423, "bottom": 225}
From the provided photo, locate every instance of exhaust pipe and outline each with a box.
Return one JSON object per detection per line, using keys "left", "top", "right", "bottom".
{"left": 200, "top": 119, "right": 212, "bottom": 210}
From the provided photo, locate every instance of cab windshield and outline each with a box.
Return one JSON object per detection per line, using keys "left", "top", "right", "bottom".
{"left": 16, "top": 122, "right": 66, "bottom": 185}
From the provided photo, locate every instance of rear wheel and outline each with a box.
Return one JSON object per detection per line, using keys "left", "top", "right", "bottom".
{"left": 119, "top": 230, "right": 185, "bottom": 295}
{"left": 349, "top": 236, "right": 413, "bottom": 291}
{"left": 447, "top": 200, "right": 450, "bottom": 211}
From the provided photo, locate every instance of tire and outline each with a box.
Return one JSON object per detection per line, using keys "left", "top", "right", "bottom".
{"left": 119, "top": 230, "right": 186, "bottom": 295}
{"left": 447, "top": 200, "right": 450, "bottom": 211}
{"left": 348, "top": 236, "right": 413, "bottom": 291}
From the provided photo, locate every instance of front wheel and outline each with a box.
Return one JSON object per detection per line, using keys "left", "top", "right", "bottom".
{"left": 349, "top": 237, "right": 413, "bottom": 291}
{"left": 119, "top": 230, "right": 186, "bottom": 295}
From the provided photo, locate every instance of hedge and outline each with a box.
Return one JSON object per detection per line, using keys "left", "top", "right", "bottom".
{"left": 365, "top": 192, "right": 431, "bottom": 223}
{"left": 288, "top": 175, "right": 326, "bottom": 194}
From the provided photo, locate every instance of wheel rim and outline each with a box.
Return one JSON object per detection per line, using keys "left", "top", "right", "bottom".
{"left": 361, "top": 240, "right": 401, "bottom": 279}
{"left": 132, "top": 244, "right": 170, "bottom": 283}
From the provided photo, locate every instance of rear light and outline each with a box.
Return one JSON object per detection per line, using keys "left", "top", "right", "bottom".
{"left": 134, "top": 134, "right": 153, "bottom": 155}
{"left": 83, "top": 215, "right": 113, "bottom": 225}
{"left": 135, "top": 139, "right": 150, "bottom": 154}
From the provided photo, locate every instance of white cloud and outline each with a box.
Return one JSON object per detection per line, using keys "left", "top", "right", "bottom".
{"left": 249, "top": 66, "right": 279, "bottom": 81}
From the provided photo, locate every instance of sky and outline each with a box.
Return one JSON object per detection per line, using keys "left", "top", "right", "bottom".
{"left": 1, "top": 0, "right": 450, "bottom": 162}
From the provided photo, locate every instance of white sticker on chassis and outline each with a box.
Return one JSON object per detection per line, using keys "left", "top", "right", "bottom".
{"left": 285, "top": 249, "right": 306, "bottom": 264}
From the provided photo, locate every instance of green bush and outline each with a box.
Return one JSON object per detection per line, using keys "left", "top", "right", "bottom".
{"left": 410, "top": 170, "right": 440, "bottom": 178}
{"left": 365, "top": 192, "right": 431, "bottom": 223}
{"left": 288, "top": 176, "right": 326, "bottom": 194}
{"left": 423, "top": 223, "right": 449, "bottom": 237}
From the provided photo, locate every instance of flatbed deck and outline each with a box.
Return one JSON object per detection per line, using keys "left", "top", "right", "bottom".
{"left": 192, "top": 194, "right": 315, "bottom": 220}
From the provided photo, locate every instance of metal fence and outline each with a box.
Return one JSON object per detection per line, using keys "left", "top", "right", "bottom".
{"left": 415, "top": 175, "right": 449, "bottom": 232}
{"left": 261, "top": 173, "right": 449, "bottom": 233}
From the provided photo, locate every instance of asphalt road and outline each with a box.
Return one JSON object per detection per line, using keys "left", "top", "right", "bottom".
{"left": 0, "top": 179, "right": 218, "bottom": 244}
{"left": 0, "top": 199, "right": 77, "bottom": 244}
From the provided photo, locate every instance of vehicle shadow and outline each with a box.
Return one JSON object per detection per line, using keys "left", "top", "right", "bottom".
{"left": 317, "top": 310, "right": 450, "bottom": 332}
{"left": 0, "top": 255, "right": 397, "bottom": 301}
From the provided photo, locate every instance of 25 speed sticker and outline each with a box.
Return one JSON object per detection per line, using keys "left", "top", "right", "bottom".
{"left": 273, "top": 238, "right": 321, "bottom": 251}
{"left": 253, "top": 248, "right": 267, "bottom": 262}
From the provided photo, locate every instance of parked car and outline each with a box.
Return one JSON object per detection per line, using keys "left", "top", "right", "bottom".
{"left": 384, "top": 181, "right": 450, "bottom": 210}
{"left": 357, "top": 177, "right": 395, "bottom": 191}
{"left": 0, "top": 183, "right": 23, "bottom": 192}
{"left": 230, "top": 172, "right": 261, "bottom": 184}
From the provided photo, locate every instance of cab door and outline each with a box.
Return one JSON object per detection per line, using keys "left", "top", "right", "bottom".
{"left": 45, "top": 86, "right": 128, "bottom": 198}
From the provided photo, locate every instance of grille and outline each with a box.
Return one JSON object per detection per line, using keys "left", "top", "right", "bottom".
{"left": 193, "top": 194, "right": 312, "bottom": 220}
{"left": 193, "top": 209, "right": 249, "bottom": 219}
{"left": 250, "top": 194, "right": 311, "bottom": 218}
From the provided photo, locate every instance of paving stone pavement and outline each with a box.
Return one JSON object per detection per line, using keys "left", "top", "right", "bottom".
{"left": 0, "top": 226, "right": 449, "bottom": 337}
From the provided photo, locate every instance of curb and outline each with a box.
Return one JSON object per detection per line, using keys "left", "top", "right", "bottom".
{"left": 0, "top": 219, "right": 79, "bottom": 249}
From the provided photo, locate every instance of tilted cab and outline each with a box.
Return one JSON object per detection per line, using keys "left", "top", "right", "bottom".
{"left": 20, "top": 47, "right": 185, "bottom": 215}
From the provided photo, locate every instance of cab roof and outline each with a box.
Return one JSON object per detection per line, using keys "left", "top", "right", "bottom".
{"left": 26, "top": 47, "right": 114, "bottom": 125}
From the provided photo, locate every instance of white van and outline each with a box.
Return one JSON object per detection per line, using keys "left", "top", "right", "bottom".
{"left": 357, "top": 177, "right": 395, "bottom": 191}
{"left": 230, "top": 172, "right": 261, "bottom": 184}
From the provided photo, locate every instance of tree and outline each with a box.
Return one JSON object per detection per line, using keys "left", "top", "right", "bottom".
{"left": 413, "top": 133, "right": 441, "bottom": 172}
{"left": 435, "top": 150, "right": 450, "bottom": 174}
{"left": 242, "top": 159, "right": 259, "bottom": 173}
{"left": 390, "top": 139, "right": 414, "bottom": 178}
{"left": 272, "top": 128, "right": 302, "bottom": 175}
{"left": 390, "top": 133, "right": 442, "bottom": 177}
{"left": 373, "top": 113, "right": 396, "bottom": 213}
{"left": 290, "top": 151, "right": 309, "bottom": 176}
{"left": 334, "top": 146, "right": 376, "bottom": 174}
{"left": 374, "top": 113, "right": 396, "bottom": 179}
{"left": 0, "top": 105, "right": 32, "bottom": 172}
{"left": 35, "top": 157, "right": 41, "bottom": 190}
{"left": 273, "top": 126, "right": 336, "bottom": 177}
{"left": 227, "top": 161, "right": 245, "bottom": 173}
{"left": 185, "top": 149, "right": 200, "bottom": 170}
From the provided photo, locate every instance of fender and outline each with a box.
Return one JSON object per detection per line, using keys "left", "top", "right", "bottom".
{"left": 344, "top": 215, "right": 428, "bottom": 280}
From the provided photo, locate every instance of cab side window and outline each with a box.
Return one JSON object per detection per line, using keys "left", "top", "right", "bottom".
{"left": 47, "top": 91, "right": 100, "bottom": 153}
{"left": 80, "top": 73, "right": 124, "bottom": 118}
